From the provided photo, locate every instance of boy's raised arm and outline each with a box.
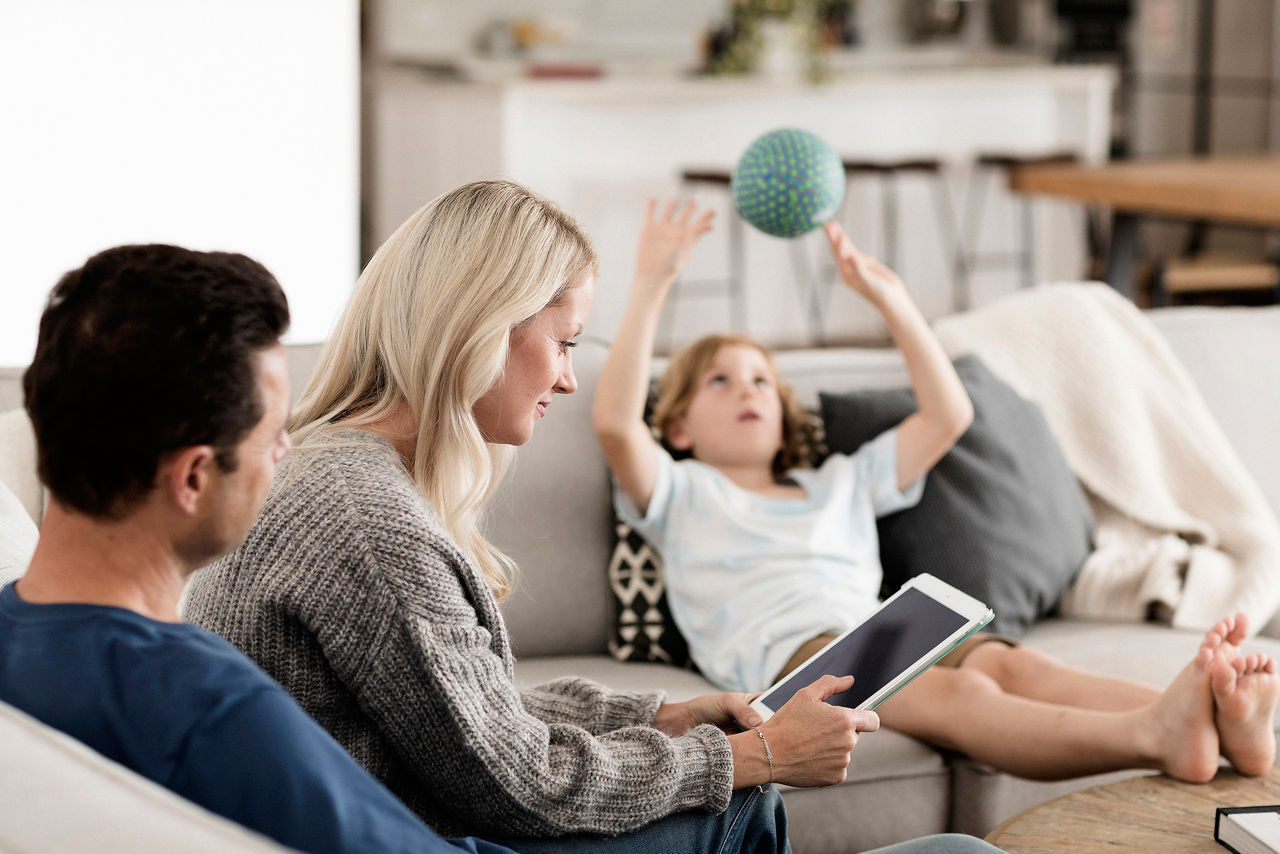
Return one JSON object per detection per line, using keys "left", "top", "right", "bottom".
{"left": 592, "top": 200, "right": 714, "bottom": 514}
{"left": 822, "top": 222, "right": 973, "bottom": 490}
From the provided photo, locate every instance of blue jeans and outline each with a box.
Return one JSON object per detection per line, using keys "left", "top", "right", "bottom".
{"left": 866, "top": 834, "right": 1007, "bottom": 854}
{"left": 496, "top": 785, "right": 790, "bottom": 854}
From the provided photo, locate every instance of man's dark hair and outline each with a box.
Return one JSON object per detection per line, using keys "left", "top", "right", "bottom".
{"left": 23, "top": 244, "right": 290, "bottom": 518}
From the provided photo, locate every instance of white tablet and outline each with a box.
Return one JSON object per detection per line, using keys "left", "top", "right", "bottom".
{"left": 749, "top": 573, "right": 993, "bottom": 720}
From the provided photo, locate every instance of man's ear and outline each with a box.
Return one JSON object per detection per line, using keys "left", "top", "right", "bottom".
{"left": 666, "top": 417, "right": 693, "bottom": 452}
{"left": 163, "top": 445, "right": 217, "bottom": 516}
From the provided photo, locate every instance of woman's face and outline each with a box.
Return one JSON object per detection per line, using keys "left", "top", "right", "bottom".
{"left": 474, "top": 276, "right": 595, "bottom": 446}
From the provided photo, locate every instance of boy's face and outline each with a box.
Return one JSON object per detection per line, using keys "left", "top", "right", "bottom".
{"left": 668, "top": 343, "right": 784, "bottom": 469}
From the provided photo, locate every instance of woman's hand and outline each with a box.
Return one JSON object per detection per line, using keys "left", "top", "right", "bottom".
{"left": 633, "top": 199, "right": 715, "bottom": 291}
{"left": 823, "top": 221, "right": 906, "bottom": 306}
{"left": 731, "top": 674, "right": 879, "bottom": 789}
{"left": 652, "top": 691, "right": 762, "bottom": 737}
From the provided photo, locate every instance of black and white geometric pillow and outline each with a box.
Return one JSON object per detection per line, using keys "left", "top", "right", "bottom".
{"left": 607, "top": 521, "right": 695, "bottom": 668}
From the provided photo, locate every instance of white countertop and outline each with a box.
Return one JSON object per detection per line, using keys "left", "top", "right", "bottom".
{"left": 389, "top": 58, "right": 1117, "bottom": 103}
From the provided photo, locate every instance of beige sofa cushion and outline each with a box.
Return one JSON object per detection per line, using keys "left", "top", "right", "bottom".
{"left": 0, "top": 476, "right": 37, "bottom": 584}
{"left": 1148, "top": 306, "right": 1280, "bottom": 519}
{"left": 0, "top": 409, "right": 40, "bottom": 525}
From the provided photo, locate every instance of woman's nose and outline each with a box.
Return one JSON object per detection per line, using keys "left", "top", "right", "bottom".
{"left": 555, "top": 360, "right": 578, "bottom": 395}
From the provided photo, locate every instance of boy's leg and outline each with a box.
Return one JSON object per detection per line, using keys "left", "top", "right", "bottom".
{"left": 959, "top": 613, "right": 1258, "bottom": 715}
{"left": 496, "top": 785, "right": 790, "bottom": 854}
{"left": 958, "top": 641, "right": 1158, "bottom": 711}
{"left": 874, "top": 654, "right": 1222, "bottom": 781}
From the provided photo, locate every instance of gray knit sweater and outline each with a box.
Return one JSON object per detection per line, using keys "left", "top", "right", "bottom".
{"left": 184, "top": 429, "right": 734, "bottom": 839}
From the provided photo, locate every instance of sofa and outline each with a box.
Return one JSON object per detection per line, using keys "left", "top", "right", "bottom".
{"left": 2, "top": 299, "right": 1279, "bottom": 853}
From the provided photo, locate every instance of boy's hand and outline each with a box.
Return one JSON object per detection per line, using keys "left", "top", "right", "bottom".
{"left": 652, "top": 691, "right": 762, "bottom": 737}
{"left": 823, "top": 221, "right": 905, "bottom": 306}
{"left": 634, "top": 199, "right": 715, "bottom": 290}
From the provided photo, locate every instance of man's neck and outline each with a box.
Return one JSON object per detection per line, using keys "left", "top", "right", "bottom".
{"left": 15, "top": 503, "right": 188, "bottom": 622}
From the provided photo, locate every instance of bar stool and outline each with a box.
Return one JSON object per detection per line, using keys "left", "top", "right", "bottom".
{"left": 957, "top": 151, "right": 1079, "bottom": 297}
{"left": 1151, "top": 252, "right": 1280, "bottom": 307}
{"left": 662, "top": 168, "right": 748, "bottom": 351}
{"left": 839, "top": 158, "right": 968, "bottom": 312}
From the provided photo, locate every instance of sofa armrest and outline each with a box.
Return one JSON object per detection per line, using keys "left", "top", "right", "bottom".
{"left": 0, "top": 699, "right": 295, "bottom": 853}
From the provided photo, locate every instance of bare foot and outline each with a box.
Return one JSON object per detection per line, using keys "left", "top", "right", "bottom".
{"left": 1213, "top": 652, "right": 1279, "bottom": 777}
{"left": 1148, "top": 654, "right": 1220, "bottom": 783}
{"left": 1199, "top": 613, "right": 1249, "bottom": 666}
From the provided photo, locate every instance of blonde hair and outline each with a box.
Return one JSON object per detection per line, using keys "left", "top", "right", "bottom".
{"left": 290, "top": 180, "right": 597, "bottom": 600}
{"left": 653, "top": 334, "right": 811, "bottom": 478}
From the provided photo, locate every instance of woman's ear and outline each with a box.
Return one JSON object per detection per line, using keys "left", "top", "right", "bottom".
{"left": 163, "top": 445, "right": 217, "bottom": 516}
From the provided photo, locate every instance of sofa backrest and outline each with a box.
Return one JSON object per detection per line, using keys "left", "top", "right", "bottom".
{"left": 493, "top": 307, "right": 1280, "bottom": 658}
{"left": 1147, "top": 306, "right": 1280, "bottom": 517}
{"left": 490, "top": 336, "right": 914, "bottom": 658}
{"left": 2, "top": 306, "right": 1278, "bottom": 659}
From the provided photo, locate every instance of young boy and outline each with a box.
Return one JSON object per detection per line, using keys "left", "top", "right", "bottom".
{"left": 592, "top": 200, "right": 1280, "bottom": 784}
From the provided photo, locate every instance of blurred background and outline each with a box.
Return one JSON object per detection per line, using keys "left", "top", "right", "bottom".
{"left": 2, "top": 0, "right": 1277, "bottom": 364}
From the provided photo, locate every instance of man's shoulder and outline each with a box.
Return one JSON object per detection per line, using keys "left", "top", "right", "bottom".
{"left": 0, "top": 605, "right": 283, "bottom": 757}
{"left": 101, "top": 617, "right": 280, "bottom": 698}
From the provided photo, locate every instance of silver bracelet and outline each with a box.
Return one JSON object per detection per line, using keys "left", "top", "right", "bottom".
{"left": 752, "top": 726, "right": 774, "bottom": 792}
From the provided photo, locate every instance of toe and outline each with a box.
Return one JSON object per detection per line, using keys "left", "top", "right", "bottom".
{"left": 1212, "top": 658, "right": 1238, "bottom": 699}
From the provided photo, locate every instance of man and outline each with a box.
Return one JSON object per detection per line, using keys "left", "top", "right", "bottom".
{"left": 0, "top": 244, "right": 513, "bottom": 854}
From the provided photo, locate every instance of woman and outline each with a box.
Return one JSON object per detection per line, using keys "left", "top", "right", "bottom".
{"left": 184, "top": 180, "right": 1002, "bottom": 854}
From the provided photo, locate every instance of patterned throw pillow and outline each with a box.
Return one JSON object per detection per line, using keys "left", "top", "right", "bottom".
{"left": 607, "top": 521, "right": 695, "bottom": 668}
{"left": 606, "top": 409, "right": 827, "bottom": 668}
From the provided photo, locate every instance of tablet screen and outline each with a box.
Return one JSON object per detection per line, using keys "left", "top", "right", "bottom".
{"left": 758, "top": 587, "right": 971, "bottom": 712}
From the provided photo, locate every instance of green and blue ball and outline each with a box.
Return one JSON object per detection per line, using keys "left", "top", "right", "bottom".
{"left": 731, "top": 128, "right": 844, "bottom": 238}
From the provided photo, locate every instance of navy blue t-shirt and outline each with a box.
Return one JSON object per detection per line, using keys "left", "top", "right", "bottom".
{"left": 0, "top": 581, "right": 513, "bottom": 854}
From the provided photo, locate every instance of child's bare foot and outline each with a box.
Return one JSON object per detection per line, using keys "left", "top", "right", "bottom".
{"left": 1200, "top": 613, "right": 1249, "bottom": 665}
{"left": 1213, "top": 652, "right": 1279, "bottom": 777}
{"left": 1149, "top": 654, "right": 1220, "bottom": 783}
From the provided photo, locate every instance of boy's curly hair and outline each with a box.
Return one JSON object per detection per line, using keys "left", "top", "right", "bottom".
{"left": 652, "top": 334, "right": 813, "bottom": 478}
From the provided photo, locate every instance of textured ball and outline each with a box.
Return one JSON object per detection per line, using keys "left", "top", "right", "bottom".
{"left": 731, "top": 128, "right": 845, "bottom": 238}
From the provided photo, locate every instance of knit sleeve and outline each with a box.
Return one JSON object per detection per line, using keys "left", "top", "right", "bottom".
{"left": 520, "top": 677, "right": 663, "bottom": 735}
{"left": 343, "top": 528, "right": 734, "bottom": 838}
{"left": 270, "top": 445, "right": 737, "bottom": 839}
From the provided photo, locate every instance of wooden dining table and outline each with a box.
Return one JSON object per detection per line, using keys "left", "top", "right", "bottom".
{"left": 1009, "top": 153, "right": 1280, "bottom": 297}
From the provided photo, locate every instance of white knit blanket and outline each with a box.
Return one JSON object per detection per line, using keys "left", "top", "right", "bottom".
{"left": 934, "top": 284, "right": 1280, "bottom": 634}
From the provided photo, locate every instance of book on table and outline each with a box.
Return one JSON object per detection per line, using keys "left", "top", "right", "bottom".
{"left": 1216, "top": 805, "right": 1280, "bottom": 854}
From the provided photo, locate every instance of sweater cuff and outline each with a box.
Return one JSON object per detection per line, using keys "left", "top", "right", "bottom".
{"left": 599, "top": 688, "right": 665, "bottom": 732}
{"left": 670, "top": 723, "right": 735, "bottom": 814}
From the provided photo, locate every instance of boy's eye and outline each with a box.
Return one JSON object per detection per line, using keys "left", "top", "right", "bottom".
{"left": 754, "top": 376, "right": 770, "bottom": 387}
{"left": 707, "top": 375, "right": 727, "bottom": 387}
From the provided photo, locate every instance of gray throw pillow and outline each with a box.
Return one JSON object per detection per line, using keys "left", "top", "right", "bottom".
{"left": 818, "top": 354, "right": 1091, "bottom": 637}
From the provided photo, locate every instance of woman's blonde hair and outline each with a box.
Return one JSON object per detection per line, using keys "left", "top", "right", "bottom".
{"left": 290, "top": 179, "right": 597, "bottom": 600}
{"left": 652, "top": 334, "right": 812, "bottom": 478}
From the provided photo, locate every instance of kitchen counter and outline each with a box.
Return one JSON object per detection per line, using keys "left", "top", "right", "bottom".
{"left": 369, "top": 61, "right": 1115, "bottom": 346}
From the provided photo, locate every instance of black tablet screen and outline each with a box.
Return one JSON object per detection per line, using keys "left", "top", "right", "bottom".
{"left": 760, "top": 587, "right": 970, "bottom": 712}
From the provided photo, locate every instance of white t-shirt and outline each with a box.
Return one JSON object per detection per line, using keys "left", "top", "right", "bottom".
{"left": 615, "top": 428, "right": 925, "bottom": 692}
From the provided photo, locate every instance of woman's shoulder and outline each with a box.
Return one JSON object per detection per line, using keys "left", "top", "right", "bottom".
{"left": 187, "top": 429, "right": 469, "bottom": 622}
{"left": 270, "top": 428, "right": 412, "bottom": 508}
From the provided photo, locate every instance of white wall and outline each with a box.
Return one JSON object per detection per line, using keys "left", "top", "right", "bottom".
{"left": 0, "top": 0, "right": 360, "bottom": 367}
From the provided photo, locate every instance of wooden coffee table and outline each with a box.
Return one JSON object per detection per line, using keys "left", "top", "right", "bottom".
{"left": 985, "top": 765, "right": 1280, "bottom": 852}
